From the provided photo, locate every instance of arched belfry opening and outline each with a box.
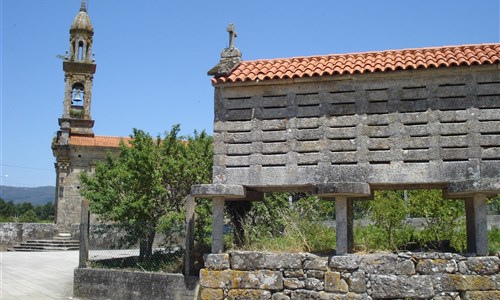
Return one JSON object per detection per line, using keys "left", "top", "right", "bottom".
{"left": 71, "top": 82, "right": 84, "bottom": 107}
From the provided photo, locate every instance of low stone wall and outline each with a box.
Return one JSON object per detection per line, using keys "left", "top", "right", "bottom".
{"left": 200, "top": 251, "right": 500, "bottom": 300}
{"left": 0, "top": 223, "right": 57, "bottom": 250}
{"left": 74, "top": 268, "right": 199, "bottom": 300}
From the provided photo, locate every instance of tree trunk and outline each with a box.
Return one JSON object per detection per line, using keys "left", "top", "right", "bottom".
{"left": 139, "top": 229, "right": 156, "bottom": 261}
{"left": 226, "top": 201, "right": 252, "bottom": 247}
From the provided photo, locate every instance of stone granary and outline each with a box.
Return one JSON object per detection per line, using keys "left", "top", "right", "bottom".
{"left": 52, "top": 1, "right": 125, "bottom": 233}
{"left": 193, "top": 26, "right": 500, "bottom": 255}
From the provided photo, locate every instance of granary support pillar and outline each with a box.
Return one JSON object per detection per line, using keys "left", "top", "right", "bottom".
{"left": 335, "top": 196, "right": 354, "bottom": 255}
{"left": 212, "top": 197, "right": 225, "bottom": 253}
{"left": 191, "top": 184, "right": 247, "bottom": 253}
{"left": 465, "top": 194, "right": 488, "bottom": 256}
{"left": 315, "top": 182, "right": 371, "bottom": 255}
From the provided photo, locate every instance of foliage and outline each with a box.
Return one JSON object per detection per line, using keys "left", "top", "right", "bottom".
{"left": 369, "top": 190, "right": 409, "bottom": 250}
{"left": 235, "top": 193, "right": 336, "bottom": 253}
{"left": 408, "top": 189, "right": 465, "bottom": 245}
{"left": 0, "top": 198, "right": 54, "bottom": 222}
{"left": 489, "top": 228, "right": 500, "bottom": 254}
{"left": 223, "top": 190, "right": 498, "bottom": 255}
{"left": 80, "top": 125, "right": 213, "bottom": 260}
{"left": 488, "top": 195, "right": 500, "bottom": 215}
{"left": 354, "top": 224, "right": 415, "bottom": 252}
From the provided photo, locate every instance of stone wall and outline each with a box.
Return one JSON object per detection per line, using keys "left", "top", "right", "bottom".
{"left": 200, "top": 251, "right": 500, "bottom": 300}
{"left": 74, "top": 268, "right": 199, "bottom": 300}
{"left": 0, "top": 223, "right": 57, "bottom": 250}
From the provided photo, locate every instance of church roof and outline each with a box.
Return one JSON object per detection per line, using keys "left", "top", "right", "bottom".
{"left": 69, "top": 135, "right": 130, "bottom": 148}
{"left": 211, "top": 43, "right": 500, "bottom": 84}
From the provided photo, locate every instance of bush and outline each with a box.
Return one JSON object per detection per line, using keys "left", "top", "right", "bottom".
{"left": 235, "top": 193, "right": 336, "bottom": 253}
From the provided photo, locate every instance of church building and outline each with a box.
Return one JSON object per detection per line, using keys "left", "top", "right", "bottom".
{"left": 52, "top": 1, "right": 126, "bottom": 233}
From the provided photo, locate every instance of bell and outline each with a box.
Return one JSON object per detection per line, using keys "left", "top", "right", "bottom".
{"left": 73, "top": 91, "right": 82, "bottom": 102}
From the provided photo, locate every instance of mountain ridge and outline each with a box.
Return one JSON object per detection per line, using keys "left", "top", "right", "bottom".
{"left": 0, "top": 185, "right": 55, "bottom": 205}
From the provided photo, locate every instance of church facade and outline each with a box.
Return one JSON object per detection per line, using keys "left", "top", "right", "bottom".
{"left": 52, "top": 2, "right": 125, "bottom": 232}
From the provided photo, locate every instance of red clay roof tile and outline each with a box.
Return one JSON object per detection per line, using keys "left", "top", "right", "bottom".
{"left": 212, "top": 44, "right": 500, "bottom": 84}
{"left": 69, "top": 135, "right": 131, "bottom": 148}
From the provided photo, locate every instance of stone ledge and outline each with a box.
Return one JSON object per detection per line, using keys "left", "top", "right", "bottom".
{"left": 314, "top": 182, "right": 371, "bottom": 198}
{"left": 191, "top": 184, "right": 246, "bottom": 198}
{"left": 445, "top": 179, "right": 500, "bottom": 198}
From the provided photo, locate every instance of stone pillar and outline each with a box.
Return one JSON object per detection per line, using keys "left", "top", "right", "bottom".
{"left": 465, "top": 194, "right": 488, "bottom": 256}
{"left": 79, "top": 199, "right": 90, "bottom": 268}
{"left": 335, "top": 196, "right": 353, "bottom": 255}
{"left": 212, "top": 197, "right": 225, "bottom": 254}
{"left": 184, "top": 195, "right": 196, "bottom": 275}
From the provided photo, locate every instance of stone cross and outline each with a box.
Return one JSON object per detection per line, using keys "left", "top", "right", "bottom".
{"left": 80, "top": 0, "right": 87, "bottom": 12}
{"left": 227, "top": 24, "right": 237, "bottom": 49}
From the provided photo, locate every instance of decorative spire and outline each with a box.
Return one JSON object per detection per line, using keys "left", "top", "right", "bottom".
{"left": 80, "top": 0, "right": 87, "bottom": 12}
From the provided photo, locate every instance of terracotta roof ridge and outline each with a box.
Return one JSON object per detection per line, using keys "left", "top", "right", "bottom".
{"left": 92, "top": 135, "right": 130, "bottom": 139}
{"left": 239, "top": 43, "right": 500, "bottom": 64}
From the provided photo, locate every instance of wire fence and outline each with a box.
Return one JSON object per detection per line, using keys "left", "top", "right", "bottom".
{"left": 82, "top": 222, "right": 186, "bottom": 274}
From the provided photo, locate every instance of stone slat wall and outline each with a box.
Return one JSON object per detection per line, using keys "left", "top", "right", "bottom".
{"left": 200, "top": 251, "right": 500, "bottom": 300}
{"left": 212, "top": 68, "right": 500, "bottom": 188}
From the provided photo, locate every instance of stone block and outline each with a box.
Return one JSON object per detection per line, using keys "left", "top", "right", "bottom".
{"left": 272, "top": 292, "right": 291, "bottom": 300}
{"left": 227, "top": 289, "right": 271, "bottom": 300}
{"left": 304, "top": 278, "right": 324, "bottom": 291}
{"left": 432, "top": 274, "right": 498, "bottom": 292}
{"left": 200, "top": 269, "right": 283, "bottom": 290}
{"left": 416, "top": 258, "right": 458, "bottom": 274}
{"left": 329, "top": 255, "right": 360, "bottom": 271}
{"left": 463, "top": 291, "right": 500, "bottom": 300}
{"left": 359, "top": 254, "right": 415, "bottom": 275}
{"left": 284, "top": 278, "right": 305, "bottom": 289}
{"left": 230, "top": 251, "right": 302, "bottom": 270}
{"left": 306, "top": 270, "right": 325, "bottom": 279}
{"left": 204, "top": 253, "right": 230, "bottom": 270}
{"left": 201, "top": 288, "right": 223, "bottom": 300}
{"left": 304, "top": 254, "right": 329, "bottom": 270}
{"left": 370, "top": 275, "right": 434, "bottom": 299}
{"left": 465, "top": 257, "right": 500, "bottom": 275}
{"left": 284, "top": 269, "right": 305, "bottom": 278}
{"left": 324, "top": 272, "right": 348, "bottom": 293}
{"left": 347, "top": 271, "right": 366, "bottom": 293}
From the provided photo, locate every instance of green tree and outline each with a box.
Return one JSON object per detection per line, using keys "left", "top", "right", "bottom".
{"left": 369, "top": 190, "right": 409, "bottom": 249}
{"left": 80, "top": 125, "right": 213, "bottom": 260}
{"left": 35, "top": 202, "right": 55, "bottom": 222}
{"left": 15, "top": 202, "right": 34, "bottom": 217}
{"left": 18, "top": 209, "right": 39, "bottom": 222}
{"left": 408, "top": 189, "right": 464, "bottom": 243}
{"left": 0, "top": 198, "right": 15, "bottom": 221}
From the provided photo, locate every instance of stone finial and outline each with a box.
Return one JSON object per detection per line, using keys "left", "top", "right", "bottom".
{"left": 80, "top": 0, "right": 87, "bottom": 12}
{"left": 208, "top": 24, "right": 242, "bottom": 77}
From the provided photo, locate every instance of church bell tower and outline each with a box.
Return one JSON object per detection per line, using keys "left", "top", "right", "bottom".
{"left": 58, "top": 0, "right": 96, "bottom": 142}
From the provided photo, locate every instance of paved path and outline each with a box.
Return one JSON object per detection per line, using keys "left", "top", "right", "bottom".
{"left": 1, "top": 251, "right": 79, "bottom": 300}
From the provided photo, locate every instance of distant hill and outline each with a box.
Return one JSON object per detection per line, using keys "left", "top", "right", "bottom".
{"left": 0, "top": 185, "right": 55, "bottom": 205}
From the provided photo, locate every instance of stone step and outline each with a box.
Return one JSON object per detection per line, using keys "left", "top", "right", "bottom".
{"left": 8, "top": 238, "right": 80, "bottom": 252}
{"left": 20, "top": 243, "right": 79, "bottom": 248}
{"left": 26, "top": 239, "right": 79, "bottom": 244}
{"left": 53, "top": 233, "right": 72, "bottom": 240}
{"left": 8, "top": 247, "right": 79, "bottom": 252}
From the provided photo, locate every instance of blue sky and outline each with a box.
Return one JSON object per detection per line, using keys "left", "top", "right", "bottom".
{"left": 1, "top": 0, "right": 499, "bottom": 187}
